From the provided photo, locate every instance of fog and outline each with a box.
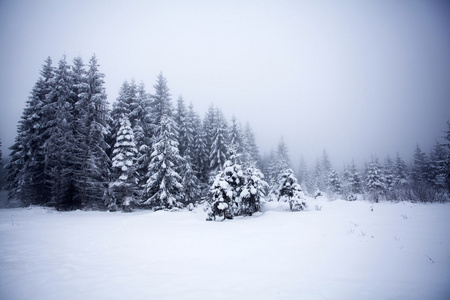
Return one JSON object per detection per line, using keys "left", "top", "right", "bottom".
{"left": 1, "top": 0, "right": 449, "bottom": 169}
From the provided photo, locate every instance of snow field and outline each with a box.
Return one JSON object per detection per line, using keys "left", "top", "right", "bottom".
{"left": 0, "top": 197, "right": 449, "bottom": 300}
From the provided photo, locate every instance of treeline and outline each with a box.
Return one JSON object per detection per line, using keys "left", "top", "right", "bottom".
{"left": 289, "top": 129, "right": 450, "bottom": 203}
{"left": 3, "top": 54, "right": 449, "bottom": 212}
{"left": 4, "top": 55, "right": 267, "bottom": 211}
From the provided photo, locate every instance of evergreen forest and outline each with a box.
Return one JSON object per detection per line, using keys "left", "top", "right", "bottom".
{"left": 2, "top": 55, "right": 450, "bottom": 217}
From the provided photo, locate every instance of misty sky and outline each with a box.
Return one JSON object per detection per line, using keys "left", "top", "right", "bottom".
{"left": 1, "top": 0, "right": 449, "bottom": 169}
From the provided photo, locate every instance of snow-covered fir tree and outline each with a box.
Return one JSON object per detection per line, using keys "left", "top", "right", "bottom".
{"left": 175, "top": 95, "right": 190, "bottom": 157}
{"left": 109, "top": 116, "right": 139, "bottom": 211}
{"left": 411, "top": 145, "right": 430, "bottom": 184}
{"left": 444, "top": 121, "right": 450, "bottom": 191}
{"left": 181, "top": 156, "right": 202, "bottom": 205}
{"left": 296, "top": 157, "right": 309, "bottom": 193}
{"left": 348, "top": 161, "right": 362, "bottom": 194}
{"left": 328, "top": 169, "right": 343, "bottom": 195}
{"left": 144, "top": 74, "right": 184, "bottom": 209}
{"left": 193, "top": 120, "right": 209, "bottom": 183}
{"left": 277, "top": 169, "right": 306, "bottom": 211}
{"left": 383, "top": 155, "right": 395, "bottom": 194}
{"left": 74, "top": 55, "right": 111, "bottom": 209}
{"left": 240, "top": 167, "right": 268, "bottom": 216}
{"left": 276, "top": 137, "right": 291, "bottom": 176}
{"left": 228, "top": 116, "right": 244, "bottom": 161}
{"left": 243, "top": 122, "right": 260, "bottom": 168}
{"left": 209, "top": 108, "right": 229, "bottom": 173}
{"left": 42, "top": 56, "right": 79, "bottom": 210}
{"left": 365, "top": 157, "right": 384, "bottom": 202}
{"left": 312, "top": 157, "right": 323, "bottom": 192}
{"left": 428, "top": 140, "right": 447, "bottom": 189}
{"left": 207, "top": 148, "right": 245, "bottom": 220}
{"left": 144, "top": 115, "right": 184, "bottom": 209}
{"left": 5, "top": 57, "right": 54, "bottom": 206}
{"left": 393, "top": 153, "right": 409, "bottom": 187}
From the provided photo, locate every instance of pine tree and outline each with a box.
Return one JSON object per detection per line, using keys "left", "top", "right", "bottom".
{"left": 275, "top": 137, "right": 291, "bottom": 179}
{"left": 240, "top": 167, "right": 268, "bottom": 216}
{"left": 412, "top": 145, "right": 429, "bottom": 184}
{"left": 209, "top": 108, "right": 229, "bottom": 173}
{"left": 277, "top": 169, "right": 306, "bottom": 211}
{"left": 320, "top": 149, "right": 332, "bottom": 192}
{"left": 182, "top": 156, "right": 202, "bottom": 205}
{"left": 144, "top": 116, "right": 184, "bottom": 209}
{"left": 328, "top": 169, "right": 343, "bottom": 195}
{"left": 144, "top": 74, "right": 184, "bottom": 209}
{"left": 74, "top": 55, "right": 111, "bottom": 209}
{"left": 296, "top": 157, "right": 308, "bottom": 190}
{"left": 312, "top": 157, "right": 323, "bottom": 192}
{"left": 134, "top": 82, "right": 153, "bottom": 193}
{"left": 348, "top": 161, "right": 362, "bottom": 194}
{"left": 429, "top": 140, "right": 447, "bottom": 189}
{"left": 175, "top": 95, "right": 189, "bottom": 157}
{"left": 207, "top": 149, "right": 245, "bottom": 220}
{"left": 193, "top": 121, "right": 209, "bottom": 183}
{"left": 365, "top": 156, "right": 384, "bottom": 202}
{"left": 383, "top": 155, "right": 395, "bottom": 193}
{"left": 5, "top": 57, "right": 54, "bottom": 206}
{"left": 228, "top": 116, "right": 244, "bottom": 161}
{"left": 243, "top": 122, "right": 260, "bottom": 167}
{"left": 109, "top": 116, "right": 139, "bottom": 211}
{"left": 42, "top": 56, "right": 78, "bottom": 210}
{"left": 394, "top": 153, "right": 409, "bottom": 187}
{"left": 444, "top": 121, "right": 450, "bottom": 191}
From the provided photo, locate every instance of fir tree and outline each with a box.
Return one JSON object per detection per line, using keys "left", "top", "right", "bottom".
{"left": 109, "top": 116, "right": 139, "bottom": 211}
{"left": 42, "top": 56, "right": 78, "bottom": 210}
{"left": 365, "top": 156, "right": 384, "bottom": 202}
{"left": 209, "top": 108, "right": 229, "bottom": 173}
{"left": 393, "top": 153, "right": 409, "bottom": 187}
{"left": 348, "top": 160, "right": 362, "bottom": 194}
{"left": 277, "top": 169, "right": 306, "bottom": 211}
{"left": 175, "top": 95, "right": 189, "bottom": 157}
{"left": 207, "top": 149, "right": 245, "bottom": 220}
{"left": 429, "top": 140, "right": 447, "bottom": 189}
{"left": 383, "top": 155, "right": 395, "bottom": 192}
{"left": 228, "top": 116, "right": 244, "bottom": 161}
{"left": 243, "top": 122, "right": 260, "bottom": 167}
{"left": 182, "top": 156, "right": 202, "bottom": 205}
{"left": 75, "top": 55, "right": 111, "bottom": 209}
{"left": 444, "top": 121, "right": 450, "bottom": 191}
{"left": 328, "top": 169, "right": 343, "bottom": 195}
{"left": 411, "top": 145, "right": 430, "bottom": 184}
{"left": 144, "top": 116, "right": 184, "bottom": 209}
{"left": 144, "top": 74, "right": 183, "bottom": 209}
{"left": 5, "top": 57, "right": 54, "bottom": 205}
{"left": 240, "top": 167, "right": 268, "bottom": 216}
{"left": 276, "top": 137, "right": 291, "bottom": 175}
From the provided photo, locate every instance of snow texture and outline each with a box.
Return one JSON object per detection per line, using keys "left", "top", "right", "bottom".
{"left": 0, "top": 198, "right": 449, "bottom": 299}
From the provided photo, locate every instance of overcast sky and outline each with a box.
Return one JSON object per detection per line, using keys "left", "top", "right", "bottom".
{"left": 1, "top": 0, "right": 449, "bottom": 169}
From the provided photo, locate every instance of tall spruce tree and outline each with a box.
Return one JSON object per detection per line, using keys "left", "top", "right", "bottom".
{"left": 42, "top": 56, "right": 78, "bottom": 210}
{"left": 365, "top": 156, "right": 384, "bottom": 202}
{"left": 109, "top": 116, "right": 139, "bottom": 211}
{"left": 5, "top": 57, "right": 54, "bottom": 205}
{"left": 394, "top": 153, "right": 409, "bottom": 187}
{"left": 143, "top": 74, "right": 184, "bottom": 209}
{"left": 74, "top": 55, "right": 111, "bottom": 209}
{"left": 411, "top": 145, "right": 430, "bottom": 184}
{"left": 144, "top": 116, "right": 184, "bottom": 209}
{"left": 209, "top": 108, "right": 229, "bottom": 173}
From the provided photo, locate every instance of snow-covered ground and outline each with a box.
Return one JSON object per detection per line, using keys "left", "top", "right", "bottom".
{"left": 0, "top": 197, "right": 449, "bottom": 300}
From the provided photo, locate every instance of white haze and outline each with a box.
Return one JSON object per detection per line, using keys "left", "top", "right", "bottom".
{"left": 0, "top": 0, "right": 449, "bottom": 169}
